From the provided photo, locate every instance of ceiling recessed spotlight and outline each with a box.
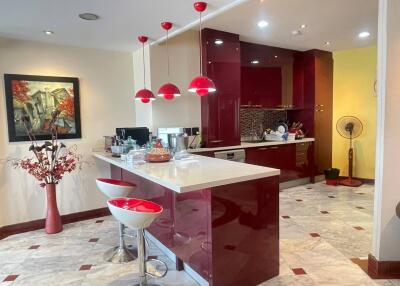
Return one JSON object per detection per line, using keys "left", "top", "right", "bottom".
{"left": 300, "top": 24, "right": 307, "bottom": 29}
{"left": 257, "top": 20, "right": 269, "bottom": 28}
{"left": 274, "top": 55, "right": 278, "bottom": 58}
{"left": 214, "top": 39, "right": 223, "bottom": 45}
{"left": 43, "top": 30, "right": 54, "bottom": 35}
{"left": 251, "top": 60, "right": 260, "bottom": 64}
{"left": 358, "top": 31, "right": 370, "bottom": 38}
{"left": 324, "top": 41, "right": 331, "bottom": 46}
{"left": 79, "top": 13, "right": 100, "bottom": 21}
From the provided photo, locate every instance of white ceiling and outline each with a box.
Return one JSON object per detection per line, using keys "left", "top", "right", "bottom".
{"left": 0, "top": 0, "right": 378, "bottom": 52}
{"left": 0, "top": 0, "right": 236, "bottom": 51}
{"left": 204, "top": 0, "right": 378, "bottom": 51}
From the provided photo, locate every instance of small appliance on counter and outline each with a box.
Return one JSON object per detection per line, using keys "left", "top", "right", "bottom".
{"left": 145, "top": 138, "right": 171, "bottom": 163}
{"left": 104, "top": 136, "right": 114, "bottom": 152}
{"left": 116, "top": 127, "right": 150, "bottom": 147}
{"left": 158, "top": 127, "right": 185, "bottom": 147}
{"left": 168, "top": 133, "right": 191, "bottom": 160}
{"left": 110, "top": 135, "right": 140, "bottom": 157}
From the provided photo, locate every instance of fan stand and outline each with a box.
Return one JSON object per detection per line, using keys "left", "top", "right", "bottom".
{"left": 339, "top": 135, "right": 362, "bottom": 187}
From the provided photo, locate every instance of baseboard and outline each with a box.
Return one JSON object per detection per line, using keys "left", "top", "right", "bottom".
{"left": 280, "top": 177, "right": 311, "bottom": 190}
{"left": 338, "top": 176, "right": 375, "bottom": 185}
{"left": 0, "top": 207, "right": 110, "bottom": 240}
{"left": 368, "top": 254, "right": 400, "bottom": 279}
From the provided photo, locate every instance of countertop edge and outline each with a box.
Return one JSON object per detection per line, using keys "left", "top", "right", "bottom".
{"left": 94, "top": 153, "right": 280, "bottom": 193}
{"left": 188, "top": 138, "right": 315, "bottom": 153}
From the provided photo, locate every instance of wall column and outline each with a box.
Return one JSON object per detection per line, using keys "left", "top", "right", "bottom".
{"left": 370, "top": 0, "right": 400, "bottom": 278}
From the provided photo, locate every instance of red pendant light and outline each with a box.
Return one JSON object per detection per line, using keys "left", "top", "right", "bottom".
{"left": 157, "top": 22, "right": 181, "bottom": 100}
{"left": 135, "top": 35, "right": 156, "bottom": 103}
{"left": 188, "top": 2, "right": 216, "bottom": 96}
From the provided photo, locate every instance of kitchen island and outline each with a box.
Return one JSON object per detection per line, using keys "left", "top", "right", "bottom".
{"left": 94, "top": 152, "right": 280, "bottom": 286}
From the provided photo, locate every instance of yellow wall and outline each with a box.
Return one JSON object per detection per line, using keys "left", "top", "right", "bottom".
{"left": 332, "top": 46, "right": 377, "bottom": 179}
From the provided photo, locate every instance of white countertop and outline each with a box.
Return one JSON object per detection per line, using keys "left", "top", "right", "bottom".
{"left": 188, "top": 138, "right": 315, "bottom": 153}
{"left": 94, "top": 152, "right": 280, "bottom": 193}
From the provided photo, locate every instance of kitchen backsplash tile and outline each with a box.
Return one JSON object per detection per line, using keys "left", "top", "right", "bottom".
{"left": 240, "top": 108, "right": 287, "bottom": 138}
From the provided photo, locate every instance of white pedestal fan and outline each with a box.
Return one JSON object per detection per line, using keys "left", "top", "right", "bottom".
{"left": 336, "top": 116, "right": 363, "bottom": 187}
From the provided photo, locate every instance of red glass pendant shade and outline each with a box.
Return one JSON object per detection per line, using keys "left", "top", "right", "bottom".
{"left": 135, "top": 35, "right": 155, "bottom": 104}
{"left": 138, "top": 35, "right": 148, "bottom": 43}
{"left": 158, "top": 83, "right": 181, "bottom": 100}
{"left": 135, "top": 88, "right": 155, "bottom": 103}
{"left": 188, "top": 76, "right": 216, "bottom": 96}
{"left": 158, "top": 21, "right": 181, "bottom": 100}
{"left": 194, "top": 2, "right": 207, "bottom": 12}
{"left": 161, "top": 22, "right": 172, "bottom": 30}
{"left": 188, "top": 2, "right": 216, "bottom": 96}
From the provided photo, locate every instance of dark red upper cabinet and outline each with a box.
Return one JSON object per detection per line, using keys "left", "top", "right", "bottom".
{"left": 201, "top": 29, "right": 241, "bottom": 148}
{"left": 240, "top": 41, "right": 299, "bottom": 109}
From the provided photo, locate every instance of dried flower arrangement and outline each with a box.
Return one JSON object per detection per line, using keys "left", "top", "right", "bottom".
{"left": 10, "top": 109, "right": 82, "bottom": 188}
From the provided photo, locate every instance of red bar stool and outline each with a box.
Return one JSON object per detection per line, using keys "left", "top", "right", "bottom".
{"left": 96, "top": 178, "right": 137, "bottom": 263}
{"left": 108, "top": 198, "right": 167, "bottom": 286}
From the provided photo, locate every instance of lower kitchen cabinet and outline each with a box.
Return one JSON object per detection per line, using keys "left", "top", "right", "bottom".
{"left": 192, "top": 142, "right": 314, "bottom": 183}
{"left": 245, "top": 142, "right": 314, "bottom": 183}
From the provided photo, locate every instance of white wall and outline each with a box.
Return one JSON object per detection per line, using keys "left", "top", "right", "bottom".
{"left": 149, "top": 30, "right": 201, "bottom": 133}
{"left": 0, "top": 38, "right": 135, "bottom": 226}
{"left": 133, "top": 44, "right": 153, "bottom": 130}
{"left": 372, "top": 0, "right": 400, "bottom": 261}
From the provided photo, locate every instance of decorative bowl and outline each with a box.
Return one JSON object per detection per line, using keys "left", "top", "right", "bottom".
{"left": 145, "top": 138, "right": 171, "bottom": 163}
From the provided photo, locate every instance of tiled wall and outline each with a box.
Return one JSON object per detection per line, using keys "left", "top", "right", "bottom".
{"left": 240, "top": 108, "right": 287, "bottom": 138}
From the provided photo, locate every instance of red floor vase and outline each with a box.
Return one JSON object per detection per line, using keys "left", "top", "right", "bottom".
{"left": 45, "top": 183, "right": 63, "bottom": 234}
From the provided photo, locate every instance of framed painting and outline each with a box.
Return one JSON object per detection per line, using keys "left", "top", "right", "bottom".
{"left": 4, "top": 74, "right": 81, "bottom": 142}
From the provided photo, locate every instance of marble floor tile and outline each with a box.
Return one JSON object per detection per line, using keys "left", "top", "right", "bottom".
{"left": 1, "top": 182, "right": 399, "bottom": 285}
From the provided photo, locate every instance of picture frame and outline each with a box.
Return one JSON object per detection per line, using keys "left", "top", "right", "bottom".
{"left": 4, "top": 74, "right": 82, "bottom": 142}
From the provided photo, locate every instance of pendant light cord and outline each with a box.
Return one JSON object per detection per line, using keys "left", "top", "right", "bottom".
{"left": 142, "top": 42, "right": 146, "bottom": 88}
{"left": 166, "top": 29, "right": 170, "bottom": 79}
{"left": 199, "top": 11, "right": 203, "bottom": 76}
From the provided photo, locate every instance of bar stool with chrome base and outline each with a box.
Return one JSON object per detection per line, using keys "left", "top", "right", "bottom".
{"left": 108, "top": 197, "right": 167, "bottom": 286}
{"left": 96, "top": 178, "right": 137, "bottom": 263}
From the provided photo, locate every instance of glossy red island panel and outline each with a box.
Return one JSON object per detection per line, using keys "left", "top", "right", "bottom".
{"left": 111, "top": 165, "right": 279, "bottom": 286}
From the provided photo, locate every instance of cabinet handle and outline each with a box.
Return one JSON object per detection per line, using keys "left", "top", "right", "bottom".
{"left": 315, "top": 109, "right": 324, "bottom": 112}
{"left": 315, "top": 104, "right": 324, "bottom": 107}
{"left": 258, "top": 146, "right": 279, "bottom": 151}
{"left": 210, "top": 140, "right": 223, "bottom": 143}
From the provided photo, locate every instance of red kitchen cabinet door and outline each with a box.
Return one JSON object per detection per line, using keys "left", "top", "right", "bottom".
{"left": 201, "top": 29, "right": 241, "bottom": 148}
{"left": 246, "top": 143, "right": 313, "bottom": 183}
{"left": 241, "top": 66, "right": 282, "bottom": 108}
